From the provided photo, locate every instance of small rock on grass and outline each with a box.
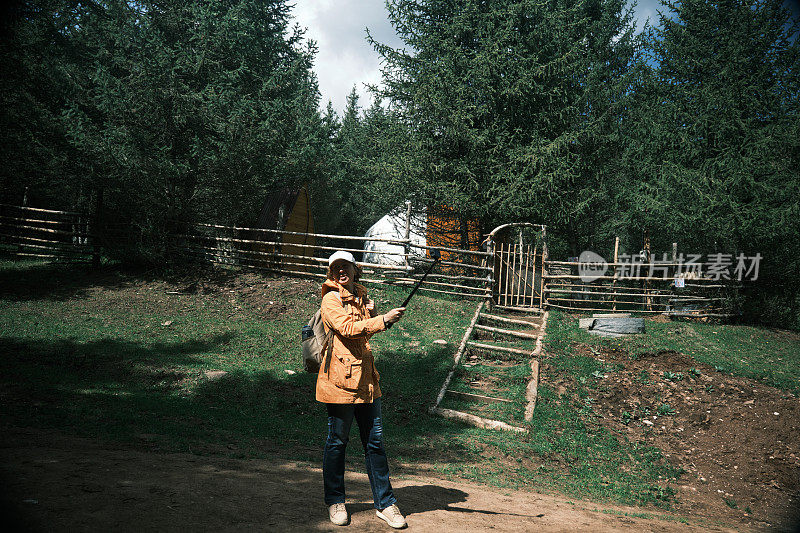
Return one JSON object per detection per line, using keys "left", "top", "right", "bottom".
{"left": 433, "top": 339, "right": 447, "bottom": 345}
{"left": 284, "top": 369, "right": 296, "bottom": 375}
{"left": 203, "top": 370, "right": 228, "bottom": 381}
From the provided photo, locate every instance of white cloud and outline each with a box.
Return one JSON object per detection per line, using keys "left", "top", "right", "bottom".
{"left": 291, "top": 1, "right": 403, "bottom": 115}
{"left": 290, "top": 0, "right": 683, "bottom": 115}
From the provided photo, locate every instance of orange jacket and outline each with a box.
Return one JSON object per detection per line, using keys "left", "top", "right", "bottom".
{"left": 315, "top": 279, "right": 387, "bottom": 404}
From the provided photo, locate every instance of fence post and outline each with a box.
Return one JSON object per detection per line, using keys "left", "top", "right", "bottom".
{"left": 612, "top": 236, "right": 620, "bottom": 310}
{"left": 539, "top": 226, "right": 548, "bottom": 310}
{"left": 642, "top": 230, "right": 651, "bottom": 310}
{"left": 91, "top": 188, "right": 104, "bottom": 270}
{"left": 672, "top": 242, "right": 678, "bottom": 279}
{"left": 483, "top": 235, "right": 494, "bottom": 310}
{"left": 403, "top": 200, "right": 412, "bottom": 268}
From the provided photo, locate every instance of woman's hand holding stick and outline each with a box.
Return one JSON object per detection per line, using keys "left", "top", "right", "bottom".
{"left": 383, "top": 307, "right": 405, "bottom": 327}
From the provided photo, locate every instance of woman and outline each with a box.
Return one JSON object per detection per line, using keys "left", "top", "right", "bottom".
{"left": 317, "top": 250, "right": 407, "bottom": 528}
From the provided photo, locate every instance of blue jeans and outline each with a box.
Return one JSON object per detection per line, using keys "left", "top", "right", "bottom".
{"left": 323, "top": 398, "right": 397, "bottom": 510}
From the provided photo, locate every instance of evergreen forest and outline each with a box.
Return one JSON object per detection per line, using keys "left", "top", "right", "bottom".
{"left": 1, "top": 0, "right": 798, "bottom": 328}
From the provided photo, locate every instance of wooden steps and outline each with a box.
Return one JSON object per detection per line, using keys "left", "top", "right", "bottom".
{"left": 445, "top": 389, "right": 514, "bottom": 404}
{"left": 473, "top": 323, "right": 538, "bottom": 339}
{"left": 479, "top": 312, "right": 539, "bottom": 327}
{"left": 430, "top": 302, "right": 547, "bottom": 433}
{"left": 467, "top": 340, "right": 533, "bottom": 356}
{"left": 493, "top": 305, "right": 544, "bottom": 313}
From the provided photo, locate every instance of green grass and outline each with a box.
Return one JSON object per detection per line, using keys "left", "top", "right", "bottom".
{"left": 546, "top": 309, "right": 800, "bottom": 394}
{"left": 4, "top": 259, "right": 795, "bottom": 515}
{"left": 440, "top": 362, "right": 530, "bottom": 423}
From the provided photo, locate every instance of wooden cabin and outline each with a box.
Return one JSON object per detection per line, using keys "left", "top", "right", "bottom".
{"left": 249, "top": 184, "right": 315, "bottom": 271}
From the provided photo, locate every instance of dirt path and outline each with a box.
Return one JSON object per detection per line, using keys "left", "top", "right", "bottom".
{"left": 1, "top": 427, "right": 761, "bottom": 533}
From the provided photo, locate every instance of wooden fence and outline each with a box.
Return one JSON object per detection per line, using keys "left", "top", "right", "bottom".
{"left": 542, "top": 260, "right": 735, "bottom": 317}
{"left": 484, "top": 223, "right": 547, "bottom": 312}
{"left": 0, "top": 203, "right": 95, "bottom": 264}
{"left": 0, "top": 203, "right": 737, "bottom": 317}
{"left": 170, "top": 221, "right": 494, "bottom": 300}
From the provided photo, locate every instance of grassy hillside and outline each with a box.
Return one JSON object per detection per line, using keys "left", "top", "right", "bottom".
{"left": 1, "top": 258, "right": 798, "bottom": 518}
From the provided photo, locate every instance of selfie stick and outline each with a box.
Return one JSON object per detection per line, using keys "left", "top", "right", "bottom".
{"left": 386, "top": 249, "right": 441, "bottom": 329}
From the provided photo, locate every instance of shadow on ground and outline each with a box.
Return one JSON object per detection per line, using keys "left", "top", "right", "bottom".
{"left": 0, "top": 337, "right": 477, "bottom": 470}
{"left": 0, "top": 426, "right": 550, "bottom": 533}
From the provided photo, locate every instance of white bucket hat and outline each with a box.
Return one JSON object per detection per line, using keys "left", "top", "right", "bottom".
{"left": 328, "top": 250, "right": 357, "bottom": 267}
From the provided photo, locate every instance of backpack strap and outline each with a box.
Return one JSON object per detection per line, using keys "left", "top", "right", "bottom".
{"left": 322, "top": 329, "right": 334, "bottom": 374}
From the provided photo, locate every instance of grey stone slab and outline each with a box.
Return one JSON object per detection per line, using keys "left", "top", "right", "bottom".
{"left": 587, "top": 329, "right": 625, "bottom": 337}
{"left": 589, "top": 317, "right": 645, "bottom": 335}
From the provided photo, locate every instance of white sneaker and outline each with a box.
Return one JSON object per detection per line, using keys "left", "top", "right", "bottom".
{"left": 376, "top": 504, "right": 407, "bottom": 529}
{"left": 328, "top": 503, "right": 349, "bottom": 526}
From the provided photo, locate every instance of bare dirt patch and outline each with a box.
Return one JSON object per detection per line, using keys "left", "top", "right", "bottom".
{"left": 0, "top": 427, "right": 749, "bottom": 532}
{"left": 166, "top": 270, "right": 319, "bottom": 320}
{"left": 542, "top": 345, "right": 800, "bottom": 530}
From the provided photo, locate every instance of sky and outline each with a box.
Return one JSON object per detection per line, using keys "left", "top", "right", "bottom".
{"left": 291, "top": 0, "right": 800, "bottom": 115}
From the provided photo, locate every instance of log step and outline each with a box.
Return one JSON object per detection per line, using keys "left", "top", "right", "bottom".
{"left": 430, "top": 407, "right": 528, "bottom": 433}
{"left": 446, "top": 389, "right": 514, "bottom": 404}
{"left": 480, "top": 312, "right": 539, "bottom": 327}
{"left": 474, "top": 323, "right": 538, "bottom": 339}
{"left": 493, "top": 305, "right": 544, "bottom": 314}
{"left": 467, "top": 341, "right": 533, "bottom": 356}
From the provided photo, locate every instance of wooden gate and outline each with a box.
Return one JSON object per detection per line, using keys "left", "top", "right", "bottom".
{"left": 486, "top": 223, "right": 546, "bottom": 310}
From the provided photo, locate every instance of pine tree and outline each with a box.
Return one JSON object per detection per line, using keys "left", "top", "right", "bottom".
{"left": 3, "top": 0, "right": 324, "bottom": 259}
{"left": 626, "top": 0, "right": 800, "bottom": 325}
{"left": 370, "top": 0, "right": 641, "bottom": 254}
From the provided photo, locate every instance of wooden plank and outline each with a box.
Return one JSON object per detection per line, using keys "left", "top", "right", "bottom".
{"left": 667, "top": 312, "right": 734, "bottom": 318}
{"left": 532, "top": 243, "right": 538, "bottom": 301}
{"left": 0, "top": 233, "right": 89, "bottom": 247}
{"left": 3, "top": 223, "right": 91, "bottom": 237}
{"left": 445, "top": 389, "right": 514, "bottom": 404}
{"left": 524, "top": 243, "right": 531, "bottom": 306}
{"left": 539, "top": 239, "right": 546, "bottom": 309}
{"left": 429, "top": 407, "right": 528, "bottom": 433}
{"left": 192, "top": 221, "right": 491, "bottom": 257}
{"left": 524, "top": 359, "right": 540, "bottom": 422}
{"left": 503, "top": 243, "right": 510, "bottom": 307}
{"left": 432, "top": 301, "right": 485, "bottom": 408}
{"left": 378, "top": 282, "right": 485, "bottom": 299}
{"left": 545, "top": 274, "right": 684, "bottom": 281}
{"left": 546, "top": 302, "right": 667, "bottom": 313}
{"left": 467, "top": 341, "right": 533, "bottom": 356}
{"left": 479, "top": 313, "right": 538, "bottom": 327}
{"left": 387, "top": 277, "right": 485, "bottom": 292}
{"left": 17, "top": 242, "right": 91, "bottom": 253}
{"left": 511, "top": 240, "right": 518, "bottom": 307}
{"left": 494, "top": 304, "right": 543, "bottom": 313}
{"left": 473, "top": 324, "right": 538, "bottom": 339}
{"left": 546, "top": 288, "right": 688, "bottom": 299}
{"left": 0, "top": 203, "right": 85, "bottom": 216}
{"left": 612, "top": 236, "right": 620, "bottom": 310}
{"left": 0, "top": 214, "right": 87, "bottom": 227}
{"left": 487, "top": 222, "right": 546, "bottom": 238}
{"left": 15, "top": 252, "right": 89, "bottom": 260}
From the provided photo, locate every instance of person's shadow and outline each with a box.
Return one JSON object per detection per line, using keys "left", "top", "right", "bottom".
{"left": 348, "top": 484, "right": 545, "bottom": 519}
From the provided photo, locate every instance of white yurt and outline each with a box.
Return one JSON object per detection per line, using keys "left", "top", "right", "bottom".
{"left": 363, "top": 204, "right": 427, "bottom": 265}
